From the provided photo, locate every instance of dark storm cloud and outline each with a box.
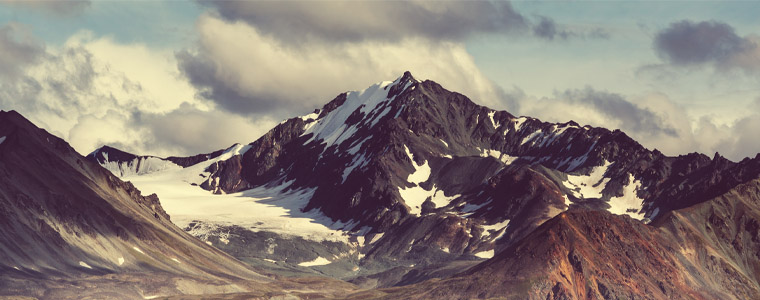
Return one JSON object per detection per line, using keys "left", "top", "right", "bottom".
{"left": 200, "top": 0, "right": 537, "bottom": 43}
{"left": 1, "top": 0, "right": 91, "bottom": 17}
{"left": 654, "top": 20, "right": 760, "bottom": 72}
{"left": 560, "top": 88, "right": 678, "bottom": 137}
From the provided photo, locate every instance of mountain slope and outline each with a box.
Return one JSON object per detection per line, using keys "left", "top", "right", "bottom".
{"left": 0, "top": 110, "right": 358, "bottom": 299}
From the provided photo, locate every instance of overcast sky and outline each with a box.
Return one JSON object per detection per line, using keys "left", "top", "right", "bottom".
{"left": 0, "top": 1, "right": 759, "bottom": 161}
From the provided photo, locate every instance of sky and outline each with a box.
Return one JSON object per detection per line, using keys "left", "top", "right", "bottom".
{"left": 0, "top": 1, "right": 759, "bottom": 161}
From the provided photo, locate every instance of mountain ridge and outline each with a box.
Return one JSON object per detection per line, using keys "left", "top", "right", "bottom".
{"left": 86, "top": 72, "right": 760, "bottom": 292}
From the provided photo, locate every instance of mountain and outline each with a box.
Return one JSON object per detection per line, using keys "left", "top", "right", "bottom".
{"left": 0, "top": 110, "right": 357, "bottom": 299}
{"left": 90, "top": 72, "right": 760, "bottom": 294}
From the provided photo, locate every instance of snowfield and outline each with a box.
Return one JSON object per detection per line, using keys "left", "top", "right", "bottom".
{"left": 122, "top": 144, "right": 353, "bottom": 243}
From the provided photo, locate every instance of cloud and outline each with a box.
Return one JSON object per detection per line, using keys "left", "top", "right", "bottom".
{"left": 1, "top": 0, "right": 91, "bottom": 17}
{"left": 199, "top": 0, "right": 607, "bottom": 44}
{"left": 68, "top": 104, "right": 276, "bottom": 156}
{"left": 0, "top": 23, "right": 45, "bottom": 79}
{"left": 511, "top": 86, "right": 760, "bottom": 161}
{"left": 559, "top": 88, "right": 678, "bottom": 136}
{"left": 177, "top": 15, "right": 514, "bottom": 118}
{"left": 128, "top": 104, "right": 276, "bottom": 155}
{"left": 694, "top": 113, "right": 760, "bottom": 160}
{"left": 518, "top": 88, "right": 679, "bottom": 139}
{"left": 0, "top": 24, "right": 273, "bottom": 157}
{"left": 691, "top": 97, "right": 760, "bottom": 160}
{"left": 532, "top": 16, "right": 610, "bottom": 40}
{"left": 514, "top": 89, "right": 693, "bottom": 156}
{"left": 654, "top": 20, "right": 760, "bottom": 73}
{"left": 199, "top": 0, "right": 529, "bottom": 43}
{"left": 532, "top": 16, "right": 569, "bottom": 40}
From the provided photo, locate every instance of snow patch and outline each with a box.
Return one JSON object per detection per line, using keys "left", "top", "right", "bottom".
{"left": 300, "top": 111, "right": 320, "bottom": 122}
{"left": 607, "top": 174, "right": 645, "bottom": 220}
{"left": 118, "top": 257, "right": 124, "bottom": 266}
{"left": 459, "top": 199, "right": 491, "bottom": 217}
{"left": 488, "top": 111, "right": 500, "bottom": 129}
{"left": 216, "top": 143, "right": 252, "bottom": 161}
{"left": 0, "top": 136, "right": 5, "bottom": 145}
{"left": 171, "top": 258, "right": 181, "bottom": 264}
{"left": 79, "top": 261, "right": 93, "bottom": 269}
{"left": 368, "top": 233, "right": 384, "bottom": 244}
{"left": 483, "top": 219, "right": 510, "bottom": 241}
{"left": 429, "top": 188, "right": 460, "bottom": 209}
{"left": 439, "top": 139, "right": 449, "bottom": 147}
{"left": 298, "top": 256, "right": 331, "bottom": 267}
{"left": 398, "top": 145, "right": 434, "bottom": 216}
{"left": 562, "top": 141, "right": 598, "bottom": 171}
{"left": 521, "top": 129, "right": 544, "bottom": 146}
{"left": 342, "top": 153, "right": 369, "bottom": 183}
{"left": 474, "top": 249, "right": 494, "bottom": 259}
{"left": 513, "top": 117, "right": 528, "bottom": 130}
{"left": 478, "top": 148, "right": 517, "bottom": 165}
{"left": 132, "top": 247, "right": 144, "bottom": 254}
{"left": 563, "top": 160, "right": 612, "bottom": 199}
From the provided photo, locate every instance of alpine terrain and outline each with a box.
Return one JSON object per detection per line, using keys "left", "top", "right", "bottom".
{"left": 3, "top": 71, "right": 760, "bottom": 299}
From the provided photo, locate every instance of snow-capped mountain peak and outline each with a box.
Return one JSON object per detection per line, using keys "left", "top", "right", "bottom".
{"left": 87, "top": 73, "right": 760, "bottom": 285}
{"left": 301, "top": 71, "right": 418, "bottom": 148}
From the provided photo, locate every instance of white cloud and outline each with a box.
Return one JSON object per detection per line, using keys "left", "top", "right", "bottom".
{"left": 178, "top": 15, "right": 512, "bottom": 118}
{"left": 63, "top": 31, "right": 201, "bottom": 113}
{"left": 0, "top": 24, "right": 271, "bottom": 157}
